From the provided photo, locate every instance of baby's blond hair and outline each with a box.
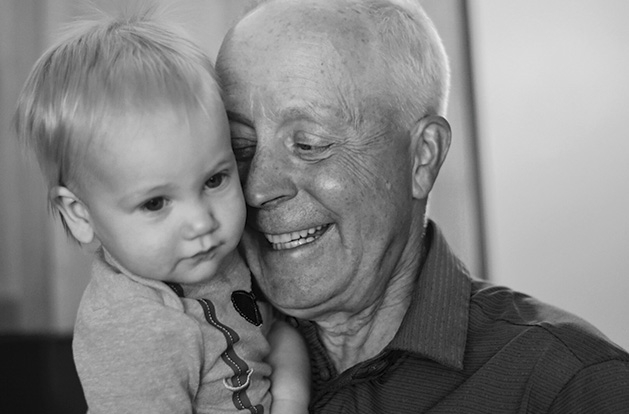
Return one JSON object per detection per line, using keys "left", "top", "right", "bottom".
{"left": 14, "top": 4, "right": 221, "bottom": 234}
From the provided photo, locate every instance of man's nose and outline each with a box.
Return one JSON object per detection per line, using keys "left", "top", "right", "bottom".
{"left": 243, "top": 145, "right": 297, "bottom": 209}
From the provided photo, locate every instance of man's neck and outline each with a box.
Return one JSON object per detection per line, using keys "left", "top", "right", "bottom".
{"left": 315, "top": 265, "right": 419, "bottom": 372}
{"left": 306, "top": 216, "right": 429, "bottom": 373}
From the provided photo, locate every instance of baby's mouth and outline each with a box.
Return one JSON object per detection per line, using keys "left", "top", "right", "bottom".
{"left": 263, "top": 224, "right": 330, "bottom": 251}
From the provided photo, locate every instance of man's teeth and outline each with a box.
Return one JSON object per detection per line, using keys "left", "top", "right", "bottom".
{"left": 264, "top": 225, "right": 324, "bottom": 250}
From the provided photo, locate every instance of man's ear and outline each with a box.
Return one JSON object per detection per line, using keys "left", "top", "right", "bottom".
{"left": 409, "top": 115, "right": 452, "bottom": 200}
{"left": 50, "top": 186, "right": 95, "bottom": 244}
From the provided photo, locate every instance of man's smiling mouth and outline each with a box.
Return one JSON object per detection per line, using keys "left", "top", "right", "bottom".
{"left": 264, "top": 224, "right": 330, "bottom": 251}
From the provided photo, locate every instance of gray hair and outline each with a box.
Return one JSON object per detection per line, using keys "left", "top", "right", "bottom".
{"left": 366, "top": 0, "right": 450, "bottom": 120}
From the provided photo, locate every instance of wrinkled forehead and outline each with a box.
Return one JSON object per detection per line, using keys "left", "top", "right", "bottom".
{"left": 230, "top": 2, "right": 382, "bottom": 73}
{"left": 217, "top": 0, "right": 386, "bottom": 116}
{"left": 263, "top": 0, "right": 373, "bottom": 52}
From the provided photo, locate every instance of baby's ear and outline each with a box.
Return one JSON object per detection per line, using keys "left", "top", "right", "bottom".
{"left": 50, "top": 186, "right": 95, "bottom": 244}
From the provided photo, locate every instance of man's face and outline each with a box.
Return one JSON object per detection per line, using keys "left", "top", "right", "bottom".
{"left": 218, "top": 3, "right": 416, "bottom": 317}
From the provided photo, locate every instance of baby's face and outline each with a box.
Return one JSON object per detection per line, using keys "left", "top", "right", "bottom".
{"left": 79, "top": 102, "right": 245, "bottom": 284}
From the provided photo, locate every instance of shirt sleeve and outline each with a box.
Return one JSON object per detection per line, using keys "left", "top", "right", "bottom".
{"left": 74, "top": 297, "right": 204, "bottom": 414}
{"left": 549, "top": 359, "right": 629, "bottom": 413}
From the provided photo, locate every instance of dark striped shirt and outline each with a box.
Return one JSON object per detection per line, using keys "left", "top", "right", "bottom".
{"left": 296, "top": 222, "right": 629, "bottom": 413}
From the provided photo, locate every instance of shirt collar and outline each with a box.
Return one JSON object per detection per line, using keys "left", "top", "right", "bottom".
{"left": 388, "top": 221, "right": 471, "bottom": 371}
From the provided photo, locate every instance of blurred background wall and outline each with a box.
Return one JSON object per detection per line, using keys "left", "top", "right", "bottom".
{"left": 469, "top": 0, "right": 629, "bottom": 351}
{"left": 1, "top": 0, "right": 627, "bottom": 351}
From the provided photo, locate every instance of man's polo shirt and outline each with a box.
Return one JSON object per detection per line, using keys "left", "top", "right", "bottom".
{"left": 296, "top": 222, "right": 629, "bottom": 413}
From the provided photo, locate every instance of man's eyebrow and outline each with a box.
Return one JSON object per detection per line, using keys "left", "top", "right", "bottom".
{"left": 281, "top": 106, "right": 324, "bottom": 122}
{"left": 226, "top": 111, "right": 252, "bottom": 126}
{"left": 297, "top": 97, "right": 361, "bottom": 130}
{"left": 227, "top": 102, "right": 360, "bottom": 131}
{"left": 280, "top": 103, "right": 354, "bottom": 127}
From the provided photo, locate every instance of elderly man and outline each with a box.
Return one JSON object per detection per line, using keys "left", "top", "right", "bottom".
{"left": 216, "top": 0, "right": 629, "bottom": 412}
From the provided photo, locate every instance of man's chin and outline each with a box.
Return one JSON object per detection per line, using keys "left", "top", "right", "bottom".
{"left": 241, "top": 226, "right": 346, "bottom": 314}
{"left": 264, "top": 284, "right": 332, "bottom": 318}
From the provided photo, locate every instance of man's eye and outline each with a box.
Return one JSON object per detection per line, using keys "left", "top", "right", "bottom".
{"left": 142, "top": 197, "right": 165, "bottom": 212}
{"left": 232, "top": 146, "right": 256, "bottom": 162}
{"left": 293, "top": 132, "right": 333, "bottom": 158}
{"left": 296, "top": 143, "right": 315, "bottom": 151}
{"left": 231, "top": 139, "right": 256, "bottom": 162}
{"left": 206, "top": 172, "right": 227, "bottom": 189}
{"left": 294, "top": 141, "right": 332, "bottom": 157}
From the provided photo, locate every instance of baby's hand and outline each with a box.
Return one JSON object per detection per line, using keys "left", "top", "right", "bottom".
{"left": 266, "top": 320, "right": 310, "bottom": 414}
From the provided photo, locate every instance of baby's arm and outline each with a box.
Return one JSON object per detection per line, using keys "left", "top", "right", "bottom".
{"left": 266, "top": 319, "right": 310, "bottom": 414}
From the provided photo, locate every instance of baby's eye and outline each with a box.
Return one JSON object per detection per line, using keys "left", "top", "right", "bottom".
{"left": 142, "top": 197, "right": 166, "bottom": 212}
{"left": 206, "top": 172, "right": 227, "bottom": 189}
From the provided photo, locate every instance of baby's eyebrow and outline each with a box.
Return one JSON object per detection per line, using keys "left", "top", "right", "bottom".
{"left": 121, "top": 183, "right": 173, "bottom": 204}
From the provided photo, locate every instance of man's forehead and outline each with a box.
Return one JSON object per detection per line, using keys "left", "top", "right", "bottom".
{"left": 227, "top": 0, "right": 373, "bottom": 52}
{"left": 220, "top": 4, "right": 377, "bottom": 89}
{"left": 218, "top": 0, "right": 388, "bottom": 126}
{"left": 222, "top": 73, "right": 359, "bottom": 128}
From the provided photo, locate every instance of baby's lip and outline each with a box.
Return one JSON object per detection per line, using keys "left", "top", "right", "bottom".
{"left": 263, "top": 224, "right": 330, "bottom": 251}
{"left": 191, "top": 245, "right": 218, "bottom": 259}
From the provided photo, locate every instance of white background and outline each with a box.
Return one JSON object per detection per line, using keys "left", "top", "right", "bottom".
{"left": 470, "top": 0, "right": 629, "bottom": 351}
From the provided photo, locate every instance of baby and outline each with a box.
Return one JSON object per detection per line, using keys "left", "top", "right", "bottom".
{"left": 14, "top": 7, "right": 308, "bottom": 414}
